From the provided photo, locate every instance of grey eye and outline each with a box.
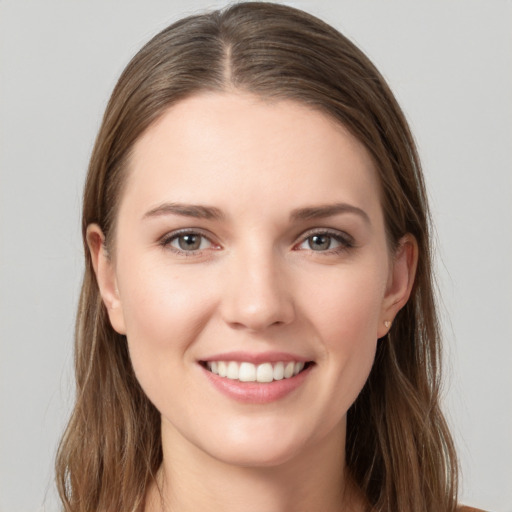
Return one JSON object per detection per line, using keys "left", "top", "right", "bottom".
{"left": 306, "top": 234, "right": 341, "bottom": 251}
{"left": 179, "top": 234, "right": 201, "bottom": 250}
{"left": 170, "top": 233, "right": 212, "bottom": 251}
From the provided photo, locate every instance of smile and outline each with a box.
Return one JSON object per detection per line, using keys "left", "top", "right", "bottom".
{"left": 205, "top": 361, "right": 308, "bottom": 383}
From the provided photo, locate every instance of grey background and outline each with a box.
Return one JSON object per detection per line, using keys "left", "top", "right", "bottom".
{"left": 1, "top": 1, "right": 511, "bottom": 511}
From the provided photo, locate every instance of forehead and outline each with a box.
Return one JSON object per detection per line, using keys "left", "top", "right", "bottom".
{"left": 122, "top": 92, "right": 381, "bottom": 222}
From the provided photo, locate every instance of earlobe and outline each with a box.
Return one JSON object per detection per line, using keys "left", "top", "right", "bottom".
{"left": 378, "top": 234, "right": 418, "bottom": 338}
{"left": 86, "top": 224, "right": 127, "bottom": 335}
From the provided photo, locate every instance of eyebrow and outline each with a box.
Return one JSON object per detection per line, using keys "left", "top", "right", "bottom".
{"left": 290, "top": 203, "right": 371, "bottom": 224}
{"left": 142, "top": 202, "right": 225, "bottom": 221}
{"left": 142, "top": 201, "right": 370, "bottom": 224}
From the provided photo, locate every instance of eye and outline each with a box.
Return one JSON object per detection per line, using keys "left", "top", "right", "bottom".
{"left": 304, "top": 234, "right": 338, "bottom": 251}
{"left": 295, "top": 230, "right": 354, "bottom": 253}
{"left": 161, "top": 230, "right": 216, "bottom": 254}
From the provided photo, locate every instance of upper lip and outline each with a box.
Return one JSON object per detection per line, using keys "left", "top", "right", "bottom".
{"left": 200, "top": 351, "right": 312, "bottom": 364}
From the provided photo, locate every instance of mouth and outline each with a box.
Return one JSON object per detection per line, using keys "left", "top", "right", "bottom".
{"left": 200, "top": 360, "right": 314, "bottom": 383}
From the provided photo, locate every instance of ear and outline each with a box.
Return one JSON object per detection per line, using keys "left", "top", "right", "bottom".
{"left": 86, "top": 224, "right": 127, "bottom": 335}
{"left": 377, "top": 234, "right": 418, "bottom": 338}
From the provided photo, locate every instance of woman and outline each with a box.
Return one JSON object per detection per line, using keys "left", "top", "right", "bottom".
{"left": 55, "top": 3, "right": 480, "bottom": 511}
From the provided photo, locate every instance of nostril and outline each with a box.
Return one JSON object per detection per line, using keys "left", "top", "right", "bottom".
{"left": 222, "top": 298, "right": 296, "bottom": 332}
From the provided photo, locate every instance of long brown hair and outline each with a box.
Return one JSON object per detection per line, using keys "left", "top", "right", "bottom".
{"left": 56, "top": 3, "right": 458, "bottom": 511}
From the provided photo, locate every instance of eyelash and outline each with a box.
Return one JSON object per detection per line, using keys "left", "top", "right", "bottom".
{"left": 294, "top": 228, "right": 355, "bottom": 255}
{"left": 159, "top": 229, "right": 217, "bottom": 256}
{"left": 159, "top": 228, "right": 355, "bottom": 256}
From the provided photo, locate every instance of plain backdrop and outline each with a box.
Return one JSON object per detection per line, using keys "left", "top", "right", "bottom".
{"left": 1, "top": 1, "right": 511, "bottom": 511}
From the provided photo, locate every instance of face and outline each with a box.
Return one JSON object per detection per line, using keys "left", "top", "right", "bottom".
{"left": 90, "top": 92, "right": 415, "bottom": 468}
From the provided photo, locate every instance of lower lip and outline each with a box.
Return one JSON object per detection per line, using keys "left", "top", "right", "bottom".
{"left": 201, "top": 364, "right": 313, "bottom": 404}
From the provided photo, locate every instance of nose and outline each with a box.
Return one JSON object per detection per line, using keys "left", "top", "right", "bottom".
{"left": 220, "top": 247, "right": 296, "bottom": 332}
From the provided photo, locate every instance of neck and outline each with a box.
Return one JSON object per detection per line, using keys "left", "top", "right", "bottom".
{"left": 145, "top": 418, "right": 362, "bottom": 512}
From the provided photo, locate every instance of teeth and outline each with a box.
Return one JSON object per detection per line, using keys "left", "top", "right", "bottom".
{"left": 256, "top": 363, "right": 274, "bottom": 383}
{"left": 284, "top": 361, "right": 295, "bottom": 379}
{"left": 273, "top": 361, "right": 284, "bottom": 380}
{"left": 206, "top": 360, "right": 307, "bottom": 383}
{"left": 218, "top": 361, "right": 227, "bottom": 377}
{"left": 227, "top": 361, "right": 238, "bottom": 379}
{"left": 239, "top": 362, "right": 256, "bottom": 382}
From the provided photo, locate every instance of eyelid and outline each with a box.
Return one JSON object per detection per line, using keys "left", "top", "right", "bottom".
{"left": 293, "top": 227, "right": 355, "bottom": 252}
{"left": 159, "top": 228, "right": 220, "bottom": 255}
{"left": 157, "top": 226, "right": 354, "bottom": 255}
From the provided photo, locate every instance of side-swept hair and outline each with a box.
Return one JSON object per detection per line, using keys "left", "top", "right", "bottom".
{"left": 56, "top": 3, "right": 458, "bottom": 511}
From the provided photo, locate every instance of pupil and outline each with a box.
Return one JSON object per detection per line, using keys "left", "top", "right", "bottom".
{"left": 309, "top": 235, "right": 330, "bottom": 251}
{"left": 179, "top": 234, "right": 200, "bottom": 250}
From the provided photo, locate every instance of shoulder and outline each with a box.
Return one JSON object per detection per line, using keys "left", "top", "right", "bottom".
{"left": 458, "top": 506, "right": 488, "bottom": 512}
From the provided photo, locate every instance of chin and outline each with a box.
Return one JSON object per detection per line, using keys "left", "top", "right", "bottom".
{"left": 211, "top": 441, "right": 304, "bottom": 469}
{"left": 198, "top": 419, "right": 314, "bottom": 469}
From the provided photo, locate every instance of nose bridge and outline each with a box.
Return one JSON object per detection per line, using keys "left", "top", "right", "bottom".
{"left": 221, "top": 239, "right": 295, "bottom": 331}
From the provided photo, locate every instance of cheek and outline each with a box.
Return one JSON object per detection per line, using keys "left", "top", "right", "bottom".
{"left": 119, "top": 256, "right": 211, "bottom": 335}
{"left": 303, "top": 261, "right": 387, "bottom": 346}
{"left": 115, "top": 258, "right": 215, "bottom": 394}
{"left": 298, "top": 263, "right": 386, "bottom": 409}
{"left": 323, "top": 293, "right": 380, "bottom": 383}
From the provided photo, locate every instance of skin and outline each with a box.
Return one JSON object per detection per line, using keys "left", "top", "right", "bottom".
{"left": 88, "top": 92, "right": 417, "bottom": 512}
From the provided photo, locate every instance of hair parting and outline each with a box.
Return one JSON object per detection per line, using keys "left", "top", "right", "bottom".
{"left": 56, "top": 3, "right": 458, "bottom": 511}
